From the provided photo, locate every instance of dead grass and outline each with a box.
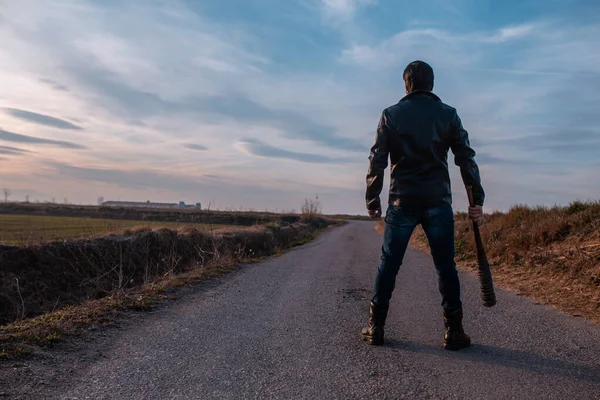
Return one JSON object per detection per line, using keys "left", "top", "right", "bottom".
{"left": 376, "top": 201, "right": 600, "bottom": 324}
{"left": 0, "top": 260, "right": 239, "bottom": 360}
{"left": 0, "top": 219, "right": 333, "bottom": 359}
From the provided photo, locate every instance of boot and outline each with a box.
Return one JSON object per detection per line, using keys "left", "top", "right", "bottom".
{"left": 443, "top": 308, "right": 471, "bottom": 350}
{"left": 361, "top": 302, "right": 389, "bottom": 345}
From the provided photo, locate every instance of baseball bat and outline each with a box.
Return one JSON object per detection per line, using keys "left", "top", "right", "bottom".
{"left": 466, "top": 186, "right": 497, "bottom": 307}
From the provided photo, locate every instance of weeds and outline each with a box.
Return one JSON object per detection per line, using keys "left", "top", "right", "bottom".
{"left": 0, "top": 219, "right": 332, "bottom": 358}
{"left": 301, "top": 196, "right": 322, "bottom": 220}
{"left": 410, "top": 200, "right": 600, "bottom": 324}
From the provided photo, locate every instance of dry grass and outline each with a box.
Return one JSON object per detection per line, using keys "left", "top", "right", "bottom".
{"left": 400, "top": 201, "right": 600, "bottom": 323}
{"left": 0, "top": 219, "right": 331, "bottom": 359}
{"left": 0, "top": 260, "right": 241, "bottom": 359}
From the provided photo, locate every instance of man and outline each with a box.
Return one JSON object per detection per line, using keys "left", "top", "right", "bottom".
{"left": 361, "top": 60, "right": 484, "bottom": 351}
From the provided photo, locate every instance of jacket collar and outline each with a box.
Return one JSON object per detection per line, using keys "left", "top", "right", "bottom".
{"left": 400, "top": 90, "right": 441, "bottom": 102}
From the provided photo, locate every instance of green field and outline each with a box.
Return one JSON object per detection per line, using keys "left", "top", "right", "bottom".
{"left": 0, "top": 214, "right": 232, "bottom": 245}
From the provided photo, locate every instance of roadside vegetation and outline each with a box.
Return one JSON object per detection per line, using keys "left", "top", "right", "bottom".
{"left": 406, "top": 201, "right": 600, "bottom": 324}
{"left": 0, "top": 200, "right": 335, "bottom": 358}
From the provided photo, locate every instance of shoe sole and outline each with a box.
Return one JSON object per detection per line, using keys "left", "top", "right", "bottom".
{"left": 443, "top": 342, "right": 471, "bottom": 351}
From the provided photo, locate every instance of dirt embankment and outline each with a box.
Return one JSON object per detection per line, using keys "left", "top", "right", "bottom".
{"left": 0, "top": 219, "right": 329, "bottom": 326}
{"left": 403, "top": 201, "right": 600, "bottom": 323}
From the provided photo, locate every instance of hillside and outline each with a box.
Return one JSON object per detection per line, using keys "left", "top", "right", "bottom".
{"left": 404, "top": 201, "right": 600, "bottom": 323}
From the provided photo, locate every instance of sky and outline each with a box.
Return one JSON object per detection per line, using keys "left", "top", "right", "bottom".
{"left": 0, "top": 0, "right": 599, "bottom": 214}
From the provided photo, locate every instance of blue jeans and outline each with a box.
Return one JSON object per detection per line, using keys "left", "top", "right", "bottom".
{"left": 372, "top": 204, "right": 462, "bottom": 311}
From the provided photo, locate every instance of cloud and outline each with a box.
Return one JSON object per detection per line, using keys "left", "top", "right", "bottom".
{"left": 0, "top": 129, "right": 86, "bottom": 149}
{"left": 481, "top": 121, "right": 600, "bottom": 161}
{"left": 183, "top": 143, "right": 208, "bottom": 151}
{"left": 3, "top": 108, "right": 82, "bottom": 130}
{"left": 320, "top": 0, "right": 377, "bottom": 19}
{"left": 0, "top": 1, "right": 369, "bottom": 157}
{"left": 63, "top": 63, "right": 176, "bottom": 118}
{"left": 236, "top": 138, "right": 356, "bottom": 164}
{"left": 485, "top": 24, "right": 536, "bottom": 43}
{"left": 47, "top": 162, "right": 205, "bottom": 191}
{"left": 43, "top": 162, "right": 289, "bottom": 199}
{"left": 194, "top": 96, "right": 365, "bottom": 152}
{"left": 474, "top": 152, "right": 550, "bottom": 167}
{"left": 39, "top": 78, "right": 69, "bottom": 92}
{"left": 340, "top": 28, "right": 474, "bottom": 70}
{"left": 0, "top": 145, "right": 30, "bottom": 155}
{"left": 340, "top": 23, "right": 538, "bottom": 70}
{"left": 35, "top": 48, "right": 362, "bottom": 153}
{"left": 474, "top": 153, "right": 508, "bottom": 165}
{"left": 57, "top": 56, "right": 365, "bottom": 151}
{"left": 1, "top": 1, "right": 598, "bottom": 213}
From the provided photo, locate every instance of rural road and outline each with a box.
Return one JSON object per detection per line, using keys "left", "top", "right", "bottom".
{"left": 5, "top": 221, "right": 600, "bottom": 399}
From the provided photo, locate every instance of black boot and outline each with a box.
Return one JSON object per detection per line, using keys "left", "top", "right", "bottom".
{"left": 361, "top": 302, "right": 389, "bottom": 345}
{"left": 443, "top": 308, "right": 471, "bottom": 351}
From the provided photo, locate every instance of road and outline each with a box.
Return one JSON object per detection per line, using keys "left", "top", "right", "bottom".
{"left": 6, "top": 221, "right": 600, "bottom": 399}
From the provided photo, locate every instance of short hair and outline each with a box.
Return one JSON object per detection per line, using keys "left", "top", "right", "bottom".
{"left": 403, "top": 60, "right": 434, "bottom": 92}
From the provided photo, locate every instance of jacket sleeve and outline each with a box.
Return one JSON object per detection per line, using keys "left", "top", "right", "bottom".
{"left": 365, "top": 111, "right": 390, "bottom": 210}
{"left": 450, "top": 112, "right": 485, "bottom": 206}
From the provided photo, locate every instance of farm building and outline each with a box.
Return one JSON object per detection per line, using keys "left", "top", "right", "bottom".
{"left": 102, "top": 200, "right": 201, "bottom": 210}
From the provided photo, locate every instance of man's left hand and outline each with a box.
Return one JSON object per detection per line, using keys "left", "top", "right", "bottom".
{"left": 368, "top": 208, "right": 382, "bottom": 219}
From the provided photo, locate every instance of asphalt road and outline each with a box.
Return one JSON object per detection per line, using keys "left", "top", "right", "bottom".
{"left": 7, "top": 221, "right": 600, "bottom": 399}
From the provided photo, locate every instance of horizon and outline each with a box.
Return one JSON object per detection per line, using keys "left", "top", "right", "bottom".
{"left": 1, "top": 1, "right": 599, "bottom": 215}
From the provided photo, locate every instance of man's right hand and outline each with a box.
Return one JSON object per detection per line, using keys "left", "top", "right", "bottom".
{"left": 368, "top": 208, "right": 382, "bottom": 219}
{"left": 468, "top": 205, "right": 483, "bottom": 224}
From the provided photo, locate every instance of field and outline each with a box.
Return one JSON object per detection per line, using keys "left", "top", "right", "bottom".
{"left": 0, "top": 214, "right": 232, "bottom": 246}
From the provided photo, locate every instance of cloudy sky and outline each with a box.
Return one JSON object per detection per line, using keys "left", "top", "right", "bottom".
{"left": 1, "top": 0, "right": 599, "bottom": 214}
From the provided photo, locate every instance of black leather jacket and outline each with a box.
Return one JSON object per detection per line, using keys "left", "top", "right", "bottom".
{"left": 366, "top": 90, "right": 485, "bottom": 210}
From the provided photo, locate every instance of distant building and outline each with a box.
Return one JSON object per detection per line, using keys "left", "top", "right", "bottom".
{"left": 102, "top": 200, "right": 178, "bottom": 209}
{"left": 102, "top": 200, "right": 202, "bottom": 210}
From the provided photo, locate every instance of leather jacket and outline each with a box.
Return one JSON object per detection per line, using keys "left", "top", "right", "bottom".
{"left": 366, "top": 90, "right": 485, "bottom": 210}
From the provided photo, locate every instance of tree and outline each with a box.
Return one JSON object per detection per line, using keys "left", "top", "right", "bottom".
{"left": 97, "top": 196, "right": 104, "bottom": 206}
{"left": 3, "top": 188, "right": 10, "bottom": 203}
{"left": 25, "top": 194, "right": 30, "bottom": 203}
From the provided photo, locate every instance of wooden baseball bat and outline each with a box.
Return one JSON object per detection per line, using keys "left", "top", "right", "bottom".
{"left": 466, "top": 186, "right": 497, "bottom": 307}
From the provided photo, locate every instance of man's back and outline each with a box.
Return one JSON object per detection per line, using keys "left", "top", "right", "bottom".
{"left": 366, "top": 90, "right": 484, "bottom": 211}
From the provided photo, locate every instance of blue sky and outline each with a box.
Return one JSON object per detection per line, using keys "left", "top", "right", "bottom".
{"left": 0, "top": 0, "right": 599, "bottom": 214}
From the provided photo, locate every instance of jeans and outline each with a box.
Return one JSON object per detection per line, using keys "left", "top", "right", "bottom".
{"left": 372, "top": 204, "right": 462, "bottom": 311}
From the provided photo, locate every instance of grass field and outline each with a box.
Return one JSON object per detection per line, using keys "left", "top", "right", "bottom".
{"left": 0, "top": 214, "right": 232, "bottom": 246}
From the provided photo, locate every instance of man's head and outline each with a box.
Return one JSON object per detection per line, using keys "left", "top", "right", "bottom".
{"left": 403, "top": 60, "right": 434, "bottom": 93}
